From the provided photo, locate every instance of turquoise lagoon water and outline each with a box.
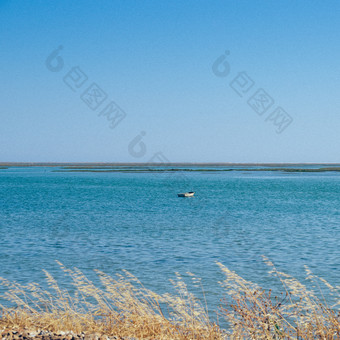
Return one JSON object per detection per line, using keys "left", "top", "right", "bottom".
{"left": 0, "top": 166, "right": 340, "bottom": 312}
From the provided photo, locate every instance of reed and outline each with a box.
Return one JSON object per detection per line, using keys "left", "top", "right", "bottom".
{"left": 0, "top": 258, "right": 339, "bottom": 339}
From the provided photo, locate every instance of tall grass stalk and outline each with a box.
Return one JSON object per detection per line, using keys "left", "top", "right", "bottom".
{"left": 0, "top": 258, "right": 339, "bottom": 339}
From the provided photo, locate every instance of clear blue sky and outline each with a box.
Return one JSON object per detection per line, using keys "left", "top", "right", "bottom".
{"left": 1, "top": 0, "right": 340, "bottom": 163}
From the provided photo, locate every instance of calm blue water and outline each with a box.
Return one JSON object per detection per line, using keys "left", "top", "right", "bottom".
{"left": 1, "top": 166, "right": 340, "bottom": 313}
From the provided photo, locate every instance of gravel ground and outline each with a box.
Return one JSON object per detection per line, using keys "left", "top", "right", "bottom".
{"left": 0, "top": 328, "right": 129, "bottom": 340}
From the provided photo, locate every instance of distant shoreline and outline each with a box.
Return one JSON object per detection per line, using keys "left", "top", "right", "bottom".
{"left": 2, "top": 163, "right": 340, "bottom": 173}
{"left": 1, "top": 162, "right": 340, "bottom": 167}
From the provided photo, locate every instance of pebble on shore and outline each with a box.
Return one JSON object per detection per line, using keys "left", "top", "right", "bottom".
{"left": 0, "top": 328, "right": 122, "bottom": 340}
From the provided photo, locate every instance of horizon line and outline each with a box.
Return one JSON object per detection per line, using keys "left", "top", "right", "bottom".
{"left": 2, "top": 162, "right": 340, "bottom": 167}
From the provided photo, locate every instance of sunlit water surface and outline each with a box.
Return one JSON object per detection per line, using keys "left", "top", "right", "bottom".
{"left": 1, "top": 166, "right": 339, "bottom": 316}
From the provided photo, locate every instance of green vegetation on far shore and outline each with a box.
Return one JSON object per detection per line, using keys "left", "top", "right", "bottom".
{"left": 52, "top": 167, "right": 340, "bottom": 173}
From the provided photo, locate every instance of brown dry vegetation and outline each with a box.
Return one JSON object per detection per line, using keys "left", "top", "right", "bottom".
{"left": 0, "top": 257, "right": 339, "bottom": 339}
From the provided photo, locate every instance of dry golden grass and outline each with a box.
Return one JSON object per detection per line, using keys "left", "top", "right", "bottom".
{"left": 0, "top": 258, "right": 339, "bottom": 339}
{"left": 218, "top": 257, "right": 340, "bottom": 339}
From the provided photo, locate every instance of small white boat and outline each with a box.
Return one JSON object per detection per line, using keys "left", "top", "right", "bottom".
{"left": 177, "top": 191, "right": 195, "bottom": 197}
